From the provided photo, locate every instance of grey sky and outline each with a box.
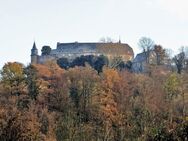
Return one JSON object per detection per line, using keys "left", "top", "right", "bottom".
{"left": 0, "top": 0, "right": 188, "bottom": 68}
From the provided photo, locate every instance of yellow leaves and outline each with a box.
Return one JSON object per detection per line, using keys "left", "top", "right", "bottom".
{"left": 1, "top": 62, "right": 25, "bottom": 83}
{"left": 1, "top": 62, "right": 26, "bottom": 95}
{"left": 164, "top": 73, "right": 180, "bottom": 99}
{"left": 1, "top": 62, "right": 24, "bottom": 78}
{"left": 102, "top": 67, "right": 121, "bottom": 89}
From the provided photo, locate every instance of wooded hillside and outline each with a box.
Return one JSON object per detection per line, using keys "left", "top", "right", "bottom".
{"left": 0, "top": 61, "right": 187, "bottom": 141}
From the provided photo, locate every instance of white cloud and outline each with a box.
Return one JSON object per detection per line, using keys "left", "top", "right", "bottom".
{"left": 156, "top": 0, "right": 188, "bottom": 21}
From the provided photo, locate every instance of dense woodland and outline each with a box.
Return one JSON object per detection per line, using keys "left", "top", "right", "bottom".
{"left": 0, "top": 38, "right": 188, "bottom": 141}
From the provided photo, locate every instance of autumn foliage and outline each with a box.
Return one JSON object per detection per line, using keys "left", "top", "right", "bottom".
{"left": 0, "top": 62, "right": 188, "bottom": 141}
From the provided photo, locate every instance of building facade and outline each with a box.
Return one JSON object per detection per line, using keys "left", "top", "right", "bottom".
{"left": 31, "top": 42, "right": 134, "bottom": 64}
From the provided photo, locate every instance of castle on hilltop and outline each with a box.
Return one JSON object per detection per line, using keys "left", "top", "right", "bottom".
{"left": 31, "top": 41, "right": 134, "bottom": 64}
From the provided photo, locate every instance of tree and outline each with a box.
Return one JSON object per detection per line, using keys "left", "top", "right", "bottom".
{"left": 0, "top": 62, "right": 26, "bottom": 95}
{"left": 99, "top": 68, "right": 120, "bottom": 140}
{"left": 70, "top": 55, "right": 108, "bottom": 73}
{"left": 173, "top": 52, "right": 185, "bottom": 74}
{"left": 57, "top": 57, "right": 70, "bottom": 69}
{"left": 164, "top": 73, "right": 180, "bottom": 100}
{"left": 41, "top": 46, "right": 51, "bottom": 56}
{"left": 58, "top": 66, "right": 102, "bottom": 140}
{"left": 179, "top": 73, "right": 188, "bottom": 119}
{"left": 183, "top": 46, "right": 188, "bottom": 71}
{"left": 99, "top": 37, "right": 115, "bottom": 43}
{"left": 154, "top": 45, "right": 166, "bottom": 65}
{"left": 71, "top": 55, "right": 95, "bottom": 67}
{"left": 0, "top": 106, "right": 44, "bottom": 141}
{"left": 125, "top": 61, "right": 132, "bottom": 71}
{"left": 165, "top": 48, "right": 174, "bottom": 70}
{"left": 164, "top": 73, "right": 180, "bottom": 123}
{"left": 94, "top": 55, "right": 108, "bottom": 73}
{"left": 138, "top": 37, "right": 155, "bottom": 63}
{"left": 24, "top": 65, "right": 40, "bottom": 100}
{"left": 66, "top": 66, "right": 100, "bottom": 122}
{"left": 109, "top": 56, "right": 124, "bottom": 69}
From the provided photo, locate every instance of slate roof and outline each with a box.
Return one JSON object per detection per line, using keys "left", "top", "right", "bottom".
{"left": 56, "top": 42, "right": 134, "bottom": 56}
{"left": 32, "top": 42, "right": 37, "bottom": 50}
{"left": 133, "top": 52, "right": 147, "bottom": 63}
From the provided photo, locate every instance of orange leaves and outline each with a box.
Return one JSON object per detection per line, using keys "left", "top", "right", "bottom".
{"left": 2, "top": 60, "right": 187, "bottom": 140}
{"left": 100, "top": 90, "right": 117, "bottom": 113}
{"left": 102, "top": 67, "right": 121, "bottom": 89}
{"left": 33, "top": 64, "right": 52, "bottom": 78}
{"left": 33, "top": 62, "right": 64, "bottom": 79}
{"left": 0, "top": 106, "right": 43, "bottom": 140}
{"left": 32, "top": 63, "right": 65, "bottom": 95}
{"left": 99, "top": 68, "right": 121, "bottom": 123}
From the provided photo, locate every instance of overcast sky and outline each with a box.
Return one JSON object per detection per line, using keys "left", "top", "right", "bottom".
{"left": 0, "top": 0, "right": 188, "bottom": 68}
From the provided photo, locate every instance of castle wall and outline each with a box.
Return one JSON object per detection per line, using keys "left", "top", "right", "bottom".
{"left": 38, "top": 55, "right": 57, "bottom": 64}
{"left": 35, "top": 42, "right": 134, "bottom": 64}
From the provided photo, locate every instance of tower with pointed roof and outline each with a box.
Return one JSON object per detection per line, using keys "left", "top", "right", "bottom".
{"left": 31, "top": 42, "right": 38, "bottom": 64}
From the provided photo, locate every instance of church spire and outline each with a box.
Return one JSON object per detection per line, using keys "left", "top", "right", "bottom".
{"left": 31, "top": 41, "right": 38, "bottom": 56}
{"left": 31, "top": 42, "right": 38, "bottom": 64}
{"left": 32, "top": 41, "right": 37, "bottom": 50}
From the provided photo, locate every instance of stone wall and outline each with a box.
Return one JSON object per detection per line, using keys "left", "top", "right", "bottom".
{"left": 37, "top": 42, "right": 134, "bottom": 64}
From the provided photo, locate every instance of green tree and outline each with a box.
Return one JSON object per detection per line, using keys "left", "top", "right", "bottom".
{"left": 94, "top": 55, "right": 108, "bottom": 73}
{"left": 164, "top": 73, "right": 180, "bottom": 100}
{"left": 57, "top": 57, "right": 70, "bottom": 69}
{"left": 67, "top": 55, "right": 108, "bottom": 73}
{"left": 71, "top": 55, "right": 95, "bottom": 67}
{"left": 41, "top": 46, "right": 51, "bottom": 56}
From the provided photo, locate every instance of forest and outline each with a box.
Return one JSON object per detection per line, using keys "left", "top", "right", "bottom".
{"left": 0, "top": 38, "right": 188, "bottom": 141}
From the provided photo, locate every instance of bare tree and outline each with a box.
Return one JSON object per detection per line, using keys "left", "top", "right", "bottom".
{"left": 106, "top": 37, "right": 114, "bottom": 43}
{"left": 181, "top": 46, "right": 188, "bottom": 71}
{"left": 173, "top": 52, "right": 185, "bottom": 74}
{"left": 138, "top": 37, "right": 155, "bottom": 63}
{"left": 99, "top": 37, "right": 115, "bottom": 43}
{"left": 165, "top": 49, "right": 174, "bottom": 70}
